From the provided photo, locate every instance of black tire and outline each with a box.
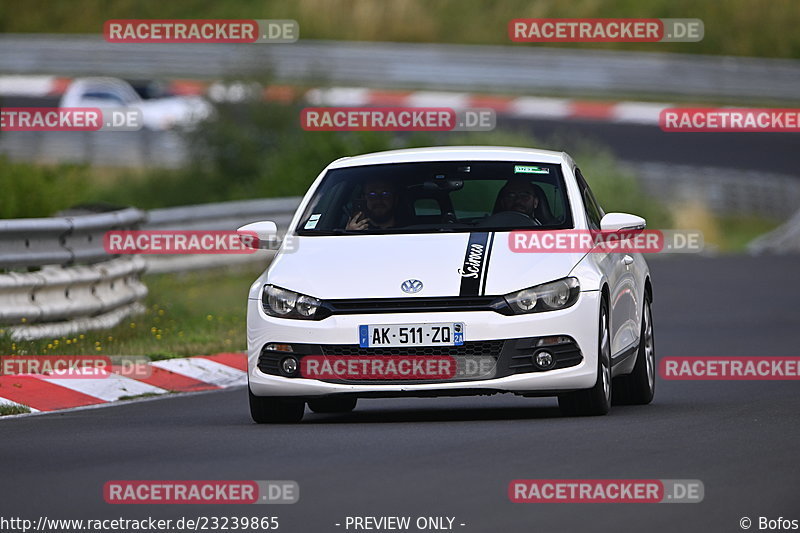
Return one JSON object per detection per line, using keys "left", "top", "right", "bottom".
{"left": 613, "top": 295, "right": 656, "bottom": 405}
{"left": 249, "top": 389, "right": 305, "bottom": 423}
{"left": 307, "top": 396, "right": 358, "bottom": 414}
{"left": 558, "top": 298, "right": 612, "bottom": 416}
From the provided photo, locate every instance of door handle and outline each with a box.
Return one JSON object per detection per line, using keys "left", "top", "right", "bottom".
{"left": 623, "top": 255, "right": 634, "bottom": 266}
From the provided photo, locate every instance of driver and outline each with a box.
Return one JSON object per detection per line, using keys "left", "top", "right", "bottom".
{"left": 346, "top": 179, "right": 398, "bottom": 230}
{"left": 496, "top": 178, "right": 543, "bottom": 224}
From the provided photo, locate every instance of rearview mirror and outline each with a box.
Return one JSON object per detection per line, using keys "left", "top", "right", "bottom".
{"left": 237, "top": 221, "right": 278, "bottom": 249}
{"left": 600, "top": 213, "right": 646, "bottom": 232}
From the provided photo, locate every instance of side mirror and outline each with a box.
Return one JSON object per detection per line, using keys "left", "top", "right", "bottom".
{"left": 237, "top": 221, "right": 278, "bottom": 249}
{"left": 600, "top": 213, "right": 646, "bottom": 232}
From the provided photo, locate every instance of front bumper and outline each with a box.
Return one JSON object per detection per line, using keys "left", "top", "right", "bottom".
{"left": 247, "top": 290, "right": 600, "bottom": 397}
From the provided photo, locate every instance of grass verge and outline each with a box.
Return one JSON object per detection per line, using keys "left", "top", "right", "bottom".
{"left": 0, "top": 404, "right": 31, "bottom": 416}
{"left": 0, "top": 265, "right": 261, "bottom": 359}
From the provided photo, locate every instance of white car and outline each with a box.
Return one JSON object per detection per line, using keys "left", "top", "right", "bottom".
{"left": 59, "top": 77, "right": 212, "bottom": 130}
{"left": 240, "top": 146, "right": 655, "bottom": 423}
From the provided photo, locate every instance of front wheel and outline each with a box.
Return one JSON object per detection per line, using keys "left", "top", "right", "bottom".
{"left": 613, "top": 296, "right": 656, "bottom": 405}
{"left": 558, "top": 298, "right": 612, "bottom": 416}
{"left": 249, "top": 389, "right": 305, "bottom": 423}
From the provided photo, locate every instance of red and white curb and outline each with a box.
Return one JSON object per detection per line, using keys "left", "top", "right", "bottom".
{"left": 0, "top": 75, "right": 670, "bottom": 126}
{"left": 0, "top": 75, "right": 73, "bottom": 98}
{"left": 0, "top": 352, "right": 246, "bottom": 414}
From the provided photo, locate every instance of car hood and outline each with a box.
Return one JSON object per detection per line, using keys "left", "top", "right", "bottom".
{"left": 264, "top": 233, "right": 586, "bottom": 300}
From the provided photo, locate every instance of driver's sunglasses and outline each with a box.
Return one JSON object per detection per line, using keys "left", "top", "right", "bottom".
{"left": 365, "top": 191, "right": 394, "bottom": 200}
{"left": 504, "top": 191, "right": 534, "bottom": 200}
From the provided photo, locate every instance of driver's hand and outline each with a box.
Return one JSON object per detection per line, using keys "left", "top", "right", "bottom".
{"left": 346, "top": 212, "right": 369, "bottom": 231}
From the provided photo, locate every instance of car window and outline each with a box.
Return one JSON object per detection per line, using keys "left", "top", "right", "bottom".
{"left": 414, "top": 198, "right": 442, "bottom": 216}
{"left": 448, "top": 180, "right": 494, "bottom": 218}
{"left": 575, "top": 168, "right": 604, "bottom": 230}
{"left": 82, "top": 91, "right": 128, "bottom": 106}
{"left": 296, "top": 160, "right": 573, "bottom": 234}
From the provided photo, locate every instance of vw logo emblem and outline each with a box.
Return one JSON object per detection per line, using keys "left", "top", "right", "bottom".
{"left": 401, "top": 279, "right": 423, "bottom": 294}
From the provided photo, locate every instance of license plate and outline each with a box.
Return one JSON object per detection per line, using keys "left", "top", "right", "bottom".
{"left": 359, "top": 323, "right": 464, "bottom": 348}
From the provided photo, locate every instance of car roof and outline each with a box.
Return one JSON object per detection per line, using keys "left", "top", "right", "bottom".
{"left": 327, "top": 146, "right": 567, "bottom": 169}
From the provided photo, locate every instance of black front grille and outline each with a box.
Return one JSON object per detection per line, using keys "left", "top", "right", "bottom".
{"left": 257, "top": 337, "right": 583, "bottom": 381}
{"left": 324, "top": 296, "right": 501, "bottom": 315}
{"left": 320, "top": 340, "right": 504, "bottom": 358}
{"left": 258, "top": 353, "right": 282, "bottom": 375}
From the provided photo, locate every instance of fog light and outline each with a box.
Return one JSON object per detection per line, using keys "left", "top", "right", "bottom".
{"left": 534, "top": 351, "right": 555, "bottom": 370}
{"left": 281, "top": 357, "right": 299, "bottom": 375}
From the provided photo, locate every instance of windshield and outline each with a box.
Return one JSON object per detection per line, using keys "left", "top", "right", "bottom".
{"left": 295, "top": 160, "right": 573, "bottom": 235}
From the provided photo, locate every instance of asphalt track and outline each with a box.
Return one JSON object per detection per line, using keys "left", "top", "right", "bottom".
{"left": 3, "top": 255, "right": 799, "bottom": 532}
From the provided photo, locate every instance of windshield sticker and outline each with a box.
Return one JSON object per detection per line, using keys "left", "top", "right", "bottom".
{"left": 304, "top": 214, "right": 321, "bottom": 229}
{"left": 514, "top": 165, "right": 550, "bottom": 174}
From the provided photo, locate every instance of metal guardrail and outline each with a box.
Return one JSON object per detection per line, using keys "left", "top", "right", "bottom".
{"left": 0, "top": 258, "right": 147, "bottom": 323}
{"left": 0, "top": 207, "right": 145, "bottom": 269}
{"left": 1, "top": 35, "right": 799, "bottom": 102}
{"left": 145, "top": 197, "right": 299, "bottom": 230}
{"left": 0, "top": 208, "right": 148, "bottom": 340}
{"left": 625, "top": 163, "right": 800, "bottom": 219}
{"left": 748, "top": 209, "right": 800, "bottom": 254}
{"left": 0, "top": 199, "right": 300, "bottom": 339}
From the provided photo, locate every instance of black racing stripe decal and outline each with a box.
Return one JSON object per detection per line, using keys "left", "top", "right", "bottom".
{"left": 479, "top": 232, "right": 495, "bottom": 296}
{"left": 459, "top": 232, "right": 492, "bottom": 296}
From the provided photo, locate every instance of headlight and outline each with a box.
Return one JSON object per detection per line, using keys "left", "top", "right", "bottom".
{"left": 262, "top": 285, "right": 323, "bottom": 319}
{"left": 504, "top": 277, "right": 580, "bottom": 314}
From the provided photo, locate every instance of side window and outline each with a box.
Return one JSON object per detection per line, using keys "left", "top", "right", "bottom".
{"left": 575, "top": 168, "right": 604, "bottom": 230}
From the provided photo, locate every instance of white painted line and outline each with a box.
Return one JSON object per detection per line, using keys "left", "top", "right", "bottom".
{"left": 305, "top": 87, "right": 371, "bottom": 106}
{"left": 42, "top": 371, "right": 167, "bottom": 402}
{"left": 612, "top": 101, "right": 670, "bottom": 125}
{"left": 0, "top": 75, "right": 58, "bottom": 97}
{"left": 151, "top": 357, "right": 247, "bottom": 388}
{"left": 406, "top": 91, "right": 469, "bottom": 109}
{"left": 509, "top": 96, "right": 572, "bottom": 118}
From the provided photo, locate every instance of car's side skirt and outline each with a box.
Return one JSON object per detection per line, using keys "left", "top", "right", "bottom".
{"left": 610, "top": 341, "right": 639, "bottom": 377}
